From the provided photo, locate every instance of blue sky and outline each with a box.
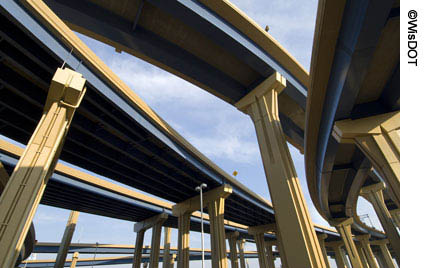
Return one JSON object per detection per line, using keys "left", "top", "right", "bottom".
{"left": 23, "top": 0, "right": 382, "bottom": 267}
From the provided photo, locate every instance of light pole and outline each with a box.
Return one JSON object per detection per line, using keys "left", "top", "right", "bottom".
{"left": 195, "top": 183, "right": 207, "bottom": 268}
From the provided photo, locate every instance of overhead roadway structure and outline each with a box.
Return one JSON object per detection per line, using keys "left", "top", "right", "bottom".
{"left": 0, "top": 0, "right": 278, "bottom": 233}
{"left": 0, "top": 0, "right": 337, "bottom": 266}
{"left": 306, "top": 0, "right": 400, "bottom": 265}
{"left": 43, "top": 0, "right": 308, "bottom": 151}
{"left": 0, "top": 138, "right": 340, "bottom": 242}
{"left": 0, "top": 140, "right": 268, "bottom": 242}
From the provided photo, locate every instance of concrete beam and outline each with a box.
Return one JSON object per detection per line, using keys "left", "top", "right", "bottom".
{"left": 0, "top": 67, "right": 86, "bottom": 267}
{"left": 248, "top": 223, "right": 276, "bottom": 235}
{"left": 134, "top": 213, "right": 168, "bottom": 233}
{"left": 172, "top": 185, "right": 232, "bottom": 216}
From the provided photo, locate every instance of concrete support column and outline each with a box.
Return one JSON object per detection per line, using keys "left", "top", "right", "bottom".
{"left": 265, "top": 242, "right": 276, "bottom": 268}
{"left": 237, "top": 239, "right": 246, "bottom": 268}
{"left": 133, "top": 213, "right": 168, "bottom": 268}
{"left": 55, "top": 210, "right": 80, "bottom": 268}
{"left": 371, "top": 240, "right": 396, "bottom": 268}
{"left": 356, "top": 235, "right": 378, "bottom": 268}
{"left": 326, "top": 242, "right": 347, "bottom": 268}
{"left": 150, "top": 218, "right": 167, "bottom": 268}
{"left": 173, "top": 185, "right": 232, "bottom": 268}
{"left": 389, "top": 209, "right": 400, "bottom": 229}
{"left": 0, "top": 68, "right": 86, "bottom": 266}
{"left": 355, "top": 242, "right": 369, "bottom": 268}
{"left": 226, "top": 231, "right": 240, "bottom": 268}
{"left": 208, "top": 197, "right": 228, "bottom": 268}
{"left": 133, "top": 230, "right": 146, "bottom": 268}
{"left": 317, "top": 234, "right": 331, "bottom": 268}
{"left": 249, "top": 224, "right": 276, "bottom": 268}
{"left": 163, "top": 227, "right": 172, "bottom": 268}
{"left": 360, "top": 182, "right": 399, "bottom": 263}
{"left": 334, "top": 112, "right": 400, "bottom": 207}
{"left": 70, "top": 252, "right": 79, "bottom": 268}
{"left": 253, "top": 233, "right": 268, "bottom": 268}
{"left": 330, "top": 218, "right": 362, "bottom": 268}
{"left": 235, "top": 73, "right": 325, "bottom": 268}
{"left": 177, "top": 213, "right": 190, "bottom": 268}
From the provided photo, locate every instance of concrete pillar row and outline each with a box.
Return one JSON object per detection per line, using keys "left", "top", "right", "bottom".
{"left": 317, "top": 234, "right": 331, "bottom": 268}
{"left": 70, "top": 252, "right": 79, "bottom": 268}
{"left": 330, "top": 218, "right": 363, "bottom": 268}
{"left": 360, "top": 182, "right": 399, "bottom": 264}
{"left": 355, "top": 234, "right": 379, "bottom": 268}
{"left": 0, "top": 68, "right": 87, "bottom": 267}
{"left": 235, "top": 72, "right": 326, "bottom": 268}
{"left": 237, "top": 239, "right": 246, "bottom": 268}
{"left": 133, "top": 213, "right": 168, "bottom": 268}
{"left": 55, "top": 210, "right": 80, "bottom": 268}
{"left": 334, "top": 111, "right": 400, "bottom": 208}
{"left": 173, "top": 184, "right": 233, "bottom": 268}
{"left": 226, "top": 231, "right": 240, "bottom": 268}
{"left": 371, "top": 239, "right": 396, "bottom": 268}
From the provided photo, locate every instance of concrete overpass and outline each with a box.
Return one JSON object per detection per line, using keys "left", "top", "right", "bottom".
{"left": 305, "top": 0, "right": 400, "bottom": 267}
{"left": 0, "top": 0, "right": 400, "bottom": 267}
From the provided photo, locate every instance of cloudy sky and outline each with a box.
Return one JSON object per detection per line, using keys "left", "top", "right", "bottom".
{"left": 25, "top": 0, "right": 382, "bottom": 267}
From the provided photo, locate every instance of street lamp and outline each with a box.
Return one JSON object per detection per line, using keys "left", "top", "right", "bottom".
{"left": 195, "top": 183, "right": 207, "bottom": 268}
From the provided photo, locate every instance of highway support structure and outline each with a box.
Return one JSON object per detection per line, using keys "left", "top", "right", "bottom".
{"left": 235, "top": 72, "right": 325, "bottom": 268}
{"left": 0, "top": 67, "right": 86, "bottom": 267}
{"left": 54, "top": 210, "right": 80, "bottom": 268}
{"left": 265, "top": 240, "right": 277, "bottom": 268}
{"left": 355, "top": 241, "right": 369, "bottom": 268}
{"left": 317, "top": 234, "right": 331, "bottom": 268}
{"left": 163, "top": 227, "right": 172, "bottom": 268}
{"left": 330, "top": 218, "right": 362, "bottom": 268}
{"left": 355, "top": 235, "right": 379, "bottom": 268}
{"left": 333, "top": 111, "right": 400, "bottom": 208}
{"left": 133, "top": 213, "right": 168, "bottom": 268}
{"left": 360, "top": 182, "right": 400, "bottom": 264}
{"left": 70, "top": 252, "right": 79, "bottom": 268}
{"left": 248, "top": 224, "right": 276, "bottom": 268}
{"left": 226, "top": 231, "right": 240, "bottom": 268}
{"left": 325, "top": 241, "right": 347, "bottom": 268}
{"left": 172, "top": 184, "right": 233, "bottom": 268}
{"left": 389, "top": 209, "right": 400, "bottom": 229}
{"left": 237, "top": 239, "right": 246, "bottom": 268}
{"left": 370, "top": 239, "right": 396, "bottom": 268}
